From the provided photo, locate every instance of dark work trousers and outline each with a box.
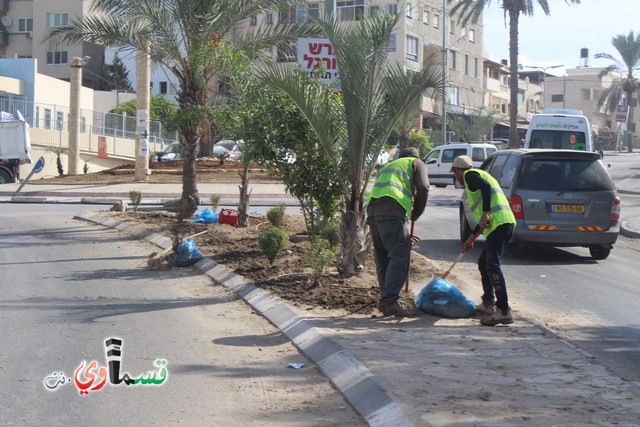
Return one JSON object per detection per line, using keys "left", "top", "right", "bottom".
{"left": 478, "top": 223, "right": 514, "bottom": 312}
{"left": 367, "top": 215, "right": 411, "bottom": 308}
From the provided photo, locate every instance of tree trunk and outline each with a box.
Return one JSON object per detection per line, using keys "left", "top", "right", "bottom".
{"left": 626, "top": 90, "right": 634, "bottom": 152}
{"left": 339, "top": 191, "right": 369, "bottom": 276}
{"left": 180, "top": 131, "right": 200, "bottom": 215}
{"left": 237, "top": 162, "right": 252, "bottom": 228}
{"left": 508, "top": 9, "right": 520, "bottom": 149}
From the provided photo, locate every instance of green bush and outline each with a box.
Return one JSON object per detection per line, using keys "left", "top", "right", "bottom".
{"left": 307, "top": 238, "right": 336, "bottom": 284}
{"left": 210, "top": 194, "right": 221, "bottom": 212}
{"left": 129, "top": 190, "right": 142, "bottom": 212}
{"left": 266, "top": 204, "right": 286, "bottom": 227}
{"left": 317, "top": 220, "right": 341, "bottom": 248}
{"left": 258, "top": 226, "right": 290, "bottom": 265}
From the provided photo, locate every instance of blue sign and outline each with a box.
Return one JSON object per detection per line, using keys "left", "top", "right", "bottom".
{"left": 33, "top": 156, "right": 45, "bottom": 173}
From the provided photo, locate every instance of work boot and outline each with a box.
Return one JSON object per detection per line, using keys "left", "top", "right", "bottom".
{"left": 379, "top": 302, "right": 418, "bottom": 318}
{"left": 480, "top": 308, "right": 513, "bottom": 326}
{"left": 476, "top": 301, "right": 496, "bottom": 315}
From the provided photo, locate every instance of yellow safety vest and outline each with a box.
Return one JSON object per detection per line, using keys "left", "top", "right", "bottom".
{"left": 464, "top": 168, "right": 516, "bottom": 236}
{"left": 368, "top": 157, "right": 415, "bottom": 217}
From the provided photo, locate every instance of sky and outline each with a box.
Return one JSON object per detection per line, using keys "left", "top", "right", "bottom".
{"left": 482, "top": 0, "right": 639, "bottom": 77}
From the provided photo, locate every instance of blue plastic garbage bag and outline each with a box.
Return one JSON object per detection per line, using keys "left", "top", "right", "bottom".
{"left": 192, "top": 208, "right": 219, "bottom": 224}
{"left": 169, "top": 237, "right": 204, "bottom": 267}
{"left": 414, "top": 278, "right": 475, "bottom": 318}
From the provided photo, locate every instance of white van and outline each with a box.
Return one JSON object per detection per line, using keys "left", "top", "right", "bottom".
{"left": 423, "top": 143, "right": 498, "bottom": 187}
{"left": 524, "top": 108, "right": 592, "bottom": 151}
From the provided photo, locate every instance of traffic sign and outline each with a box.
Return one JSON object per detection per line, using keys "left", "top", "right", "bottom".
{"left": 33, "top": 156, "right": 45, "bottom": 173}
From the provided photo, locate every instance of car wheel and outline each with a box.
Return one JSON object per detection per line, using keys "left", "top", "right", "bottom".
{"left": 589, "top": 245, "right": 611, "bottom": 260}
{"left": 0, "top": 168, "right": 13, "bottom": 184}
{"left": 459, "top": 204, "right": 472, "bottom": 242}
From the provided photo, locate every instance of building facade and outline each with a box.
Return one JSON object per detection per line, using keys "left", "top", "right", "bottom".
{"left": 0, "top": 0, "right": 104, "bottom": 88}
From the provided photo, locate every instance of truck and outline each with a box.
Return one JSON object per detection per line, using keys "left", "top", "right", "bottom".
{"left": 0, "top": 111, "right": 32, "bottom": 184}
{"left": 524, "top": 108, "right": 593, "bottom": 152}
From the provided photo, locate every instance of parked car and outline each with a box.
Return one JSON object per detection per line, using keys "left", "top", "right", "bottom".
{"left": 424, "top": 143, "right": 498, "bottom": 187}
{"left": 459, "top": 149, "right": 621, "bottom": 260}
{"left": 157, "top": 142, "right": 181, "bottom": 161}
{"left": 214, "top": 139, "right": 243, "bottom": 161}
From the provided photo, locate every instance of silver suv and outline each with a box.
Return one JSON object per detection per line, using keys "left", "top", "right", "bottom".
{"left": 459, "top": 149, "right": 621, "bottom": 260}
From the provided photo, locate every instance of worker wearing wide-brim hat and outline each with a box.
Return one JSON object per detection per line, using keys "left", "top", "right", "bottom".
{"left": 450, "top": 155, "right": 516, "bottom": 326}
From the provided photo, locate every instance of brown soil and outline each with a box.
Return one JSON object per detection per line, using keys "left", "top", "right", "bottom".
{"left": 41, "top": 161, "right": 435, "bottom": 315}
{"left": 103, "top": 210, "right": 434, "bottom": 316}
{"left": 34, "top": 159, "right": 282, "bottom": 185}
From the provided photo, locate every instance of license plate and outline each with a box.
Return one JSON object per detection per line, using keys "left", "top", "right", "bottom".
{"left": 551, "top": 204, "right": 585, "bottom": 213}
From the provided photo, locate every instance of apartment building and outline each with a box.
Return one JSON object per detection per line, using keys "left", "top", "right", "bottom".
{"left": 0, "top": 0, "right": 103, "bottom": 88}
{"left": 236, "top": 0, "right": 485, "bottom": 139}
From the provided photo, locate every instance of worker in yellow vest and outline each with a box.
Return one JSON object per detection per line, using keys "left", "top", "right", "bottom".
{"left": 367, "top": 147, "right": 429, "bottom": 317}
{"left": 451, "top": 155, "right": 516, "bottom": 326}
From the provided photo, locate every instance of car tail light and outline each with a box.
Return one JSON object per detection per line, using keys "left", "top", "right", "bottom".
{"left": 610, "top": 196, "right": 621, "bottom": 221}
{"left": 509, "top": 194, "right": 524, "bottom": 219}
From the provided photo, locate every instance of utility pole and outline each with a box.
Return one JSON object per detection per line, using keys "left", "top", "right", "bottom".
{"left": 134, "top": 50, "right": 151, "bottom": 182}
{"left": 441, "top": 0, "right": 447, "bottom": 145}
{"left": 69, "top": 56, "right": 90, "bottom": 175}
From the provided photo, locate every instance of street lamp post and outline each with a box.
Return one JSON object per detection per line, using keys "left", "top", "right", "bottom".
{"left": 525, "top": 64, "right": 563, "bottom": 108}
{"left": 69, "top": 55, "right": 90, "bottom": 175}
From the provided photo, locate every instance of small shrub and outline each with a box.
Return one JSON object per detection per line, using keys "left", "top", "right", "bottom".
{"left": 307, "top": 238, "right": 336, "bottom": 284}
{"left": 258, "top": 226, "right": 289, "bottom": 265}
{"left": 129, "top": 190, "right": 142, "bottom": 212}
{"left": 214, "top": 152, "right": 229, "bottom": 164}
{"left": 210, "top": 194, "right": 221, "bottom": 212}
{"left": 317, "top": 220, "right": 341, "bottom": 248}
{"left": 266, "top": 204, "right": 286, "bottom": 227}
{"left": 153, "top": 151, "right": 165, "bottom": 162}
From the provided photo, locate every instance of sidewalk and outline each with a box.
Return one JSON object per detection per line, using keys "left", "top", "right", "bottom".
{"left": 2, "top": 174, "right": 640, "bottom": 425}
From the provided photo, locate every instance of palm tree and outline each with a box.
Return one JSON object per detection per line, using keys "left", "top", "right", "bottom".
{"left": 47, "top": 0, "right": 314, "bottom": 215}
{"left": 596, "top": 31, "right": 640, "bottom": 153}
{"left": 259, "top": 12, "right": 442, "bottom": 275}
{"left": 449, "top": 0, "right": 581, "bottom": 147}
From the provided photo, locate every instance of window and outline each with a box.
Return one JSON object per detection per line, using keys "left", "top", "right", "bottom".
{"left": 474, "top": 57, "right": 479, "bottom": 77}
{"left": 422, "top": 8, "right": 429, "bottom": 24}
{"left": 468, "top": 28, "right": 475, "bottom": 42}
{"left": 450, "top": 19, "right": 456, "bottom": 34}
{"left": 433, "top": 14, "right": 439, "bottom": 28}
{"left": 44, "top": 108, "right": 51, "bottom": 129}
{"left": 465, "top": 54, "right": 469, "bottom": 75}
{"left": 279, "top": 9, "right": 296, "bottom": 24}
{"left": 581, "top": 88, "right": 592, "bottom": 101}
{"left": 47, "top": 13, "right": 68, "bottom": 27}
{"left": 448, "top": 85, "right": 459, "bottom": 105}
{"left": 308, "top": 3, "right": 320, "bottom": 20}
{"left": 56, "top": 111, "right": 64, "bottom": 130}
{"left": 296, "top": 5, "right": 308, "bottom": 22}
{"left": 450, "top": 50, "right": 456, "bottom": 70}
{"left": 551, "top": 94, "right": 564, "bottom": 103}
{"left": 406, "top": 35, "right": 418, "bottom": 61}
{"left": 387, "top": 34, "right": 396, "bottom": 52}
{"left": 81, "top": 116, "right": 86, "bottom": 133}
{"left": 266, "top": 13, "right": 273, "bottom": 25}
{"left": 369, "top": 5, "right": 382, "bottom": 17}
{"left": 159, "top": 81, "right": 168, "bottom": 94}
{"left": 406, "top": 2, "right": 413, "bottom": 19}
{"left": 18, "top": 18, "right": 33, "bottom": 32}
{"left": 250, "top": 15, "right": 257, "bottom": 26}
{"left": 46, "top": 51, "right": 68, "bottom": 64}
{"left": 170, "top": 83, "right": 178, "bottom": 94}
{"left": 386, "top": 3, "right": 398, "bottom": 15}
{"left": 337, "top": 0, "right": 364, "bottom": 21}
{"left": 35, "top": 106, "right": 40, "bottom": 129}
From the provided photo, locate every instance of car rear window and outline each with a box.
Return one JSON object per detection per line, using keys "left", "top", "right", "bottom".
{"left": 518, "top": 158, "right": 614, "bottom": 191}
{"left": 442, "top": 148, "right": 468, "bottom": 163}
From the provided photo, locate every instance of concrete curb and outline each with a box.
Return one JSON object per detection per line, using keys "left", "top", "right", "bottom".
{"left": 73, "top": 211, "right": 413, "bottom": 427}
